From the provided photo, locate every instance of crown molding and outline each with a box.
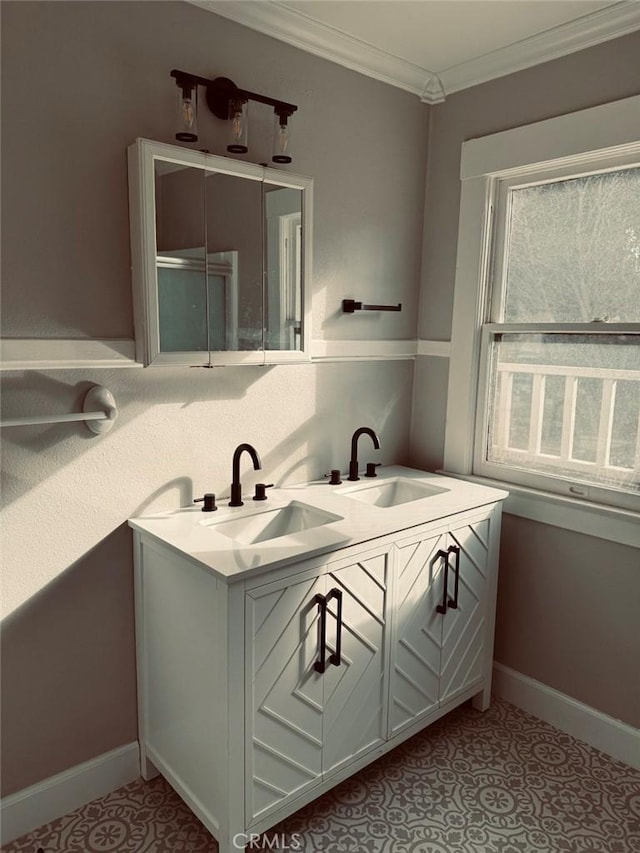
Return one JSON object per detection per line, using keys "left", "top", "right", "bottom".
{"left": 421, "top": 73, "right": 446, "bottom": 105}
{"left": 188, "top": 0, "right": 439, "bottom": 102}
{"left": 440, "top": 1, "right": 640, "bottom": 96}
{"left": 189, "top": 1, "right": 640, "bottom": 103}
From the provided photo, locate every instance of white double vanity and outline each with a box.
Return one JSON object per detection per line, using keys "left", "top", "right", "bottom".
{"left": 130, "top": 466, "right": 507, "bottom": 852}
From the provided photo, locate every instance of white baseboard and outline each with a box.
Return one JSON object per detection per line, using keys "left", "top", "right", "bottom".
{"left": 0, "top": 742, "right": 140, "bottom": 845}
{"left": 2, "top": 675, "right": 638, "bottom": 845}
{"left": 493, "top": 662, "right": 640, "bottom": 770}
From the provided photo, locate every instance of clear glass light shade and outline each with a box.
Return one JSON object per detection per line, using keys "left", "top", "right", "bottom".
{"left": 175, "top": 84, "right": 198, "bottom": 142}
{"left": 227, "top": 99, "right": 248, "bottom": 153}
{"left": 272, "top": 114, "right": 292, "bottom": 164}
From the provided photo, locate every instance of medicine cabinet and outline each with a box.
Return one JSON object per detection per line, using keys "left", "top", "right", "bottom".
{"left": 127, "top": 138, "right": 312, "bottom": 366}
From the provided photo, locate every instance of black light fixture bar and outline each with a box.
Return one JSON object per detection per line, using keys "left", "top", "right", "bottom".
{"left": 170, "top": 70, "right": 297, "bottom": 119}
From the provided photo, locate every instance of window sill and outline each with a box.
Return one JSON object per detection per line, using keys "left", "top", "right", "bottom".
{"left": 438, "top": 471, "right": 640, "bottom": 549}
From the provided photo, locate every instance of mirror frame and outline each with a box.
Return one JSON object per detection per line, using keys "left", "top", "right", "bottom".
{"left": 128, "top": 138, "right": 312, "bottom": 367}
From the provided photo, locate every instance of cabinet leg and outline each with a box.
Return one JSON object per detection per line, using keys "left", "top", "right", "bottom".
{"left": 471, "top": 686, "right": 491, "bottom": 712}
{"left": 217, "top": 827, "right": 245, "bottom": 853}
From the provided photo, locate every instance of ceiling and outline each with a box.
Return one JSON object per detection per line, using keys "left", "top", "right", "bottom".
{"left": 189, "top": 0, "right": 640, "bottom": 102}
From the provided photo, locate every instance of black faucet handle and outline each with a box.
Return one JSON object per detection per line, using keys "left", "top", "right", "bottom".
{"left": 253, "top": 483, "right": 274, "bottom": 501}
{"left": 194, "top": 493, "right": 217, "bottom": 512}
{"left": 324, "top": 470, "right": 343, "bottom": 485}
{"left": 365, "top": 463, "right": 381, "bottom": 478}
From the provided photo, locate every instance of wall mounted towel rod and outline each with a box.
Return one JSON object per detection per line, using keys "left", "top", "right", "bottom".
{"left": 0, "top": 385, "right": 118, "bottom": 434}
{"left": 342, "top": 299, "right": 402, "bottom": 313}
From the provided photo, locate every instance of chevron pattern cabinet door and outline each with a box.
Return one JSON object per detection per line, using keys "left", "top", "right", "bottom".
{"left": 439, "top": 518, "right": 489, "bottom": 706}
{"left": 389, "top": 533, "right": 448, "bottom": 736}
{"left": 321, "top": 552, "right": 389, "bottom": 775}
{"left": 246, "top": 574, "right": 325, "bottom": 825}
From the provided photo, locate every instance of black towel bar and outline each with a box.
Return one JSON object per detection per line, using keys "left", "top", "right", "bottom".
{"left": 342, "top": 299, "right": 402, "bottom": 313}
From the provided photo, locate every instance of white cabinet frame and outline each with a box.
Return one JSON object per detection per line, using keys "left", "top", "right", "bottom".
{"left": 128, "top": 138, "right": 313, "bottom": 367}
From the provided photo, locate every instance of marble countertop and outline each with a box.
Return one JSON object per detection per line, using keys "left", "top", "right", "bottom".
{"left": 129, "top": 466, "right": 508, "bottom": 582}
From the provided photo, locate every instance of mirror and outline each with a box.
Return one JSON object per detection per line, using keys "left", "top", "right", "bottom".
{"left": 128, "top": 139, "right": 312, "bottom": 366}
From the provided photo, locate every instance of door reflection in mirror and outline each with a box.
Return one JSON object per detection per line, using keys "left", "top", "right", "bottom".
{"left": 265, "top": 186, "right": 303, "bottom": 351}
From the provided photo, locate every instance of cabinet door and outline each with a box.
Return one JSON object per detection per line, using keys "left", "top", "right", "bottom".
{"left": 389, "top": 531, "right": 448, "bottom": 736}
{"left": 245, "top": 548, "right": 390, "bottom": 823}
{"left": 321, "top": 551, "right": 389, "bottom": 776}
{"left": 245, "top": 572, "right": 325, "bottom": 825}
{"left": 439, "top": 518, "right": 490, "bottom": 705}
{"left": 389, "top": 515, "right": 492, "bottom": 734}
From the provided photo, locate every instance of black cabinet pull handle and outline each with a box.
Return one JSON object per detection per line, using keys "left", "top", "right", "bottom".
{"left": 435, "top": 549, "right": 449, "bottom": 614}
{"left": 314, "top": 593, "right": 328, "bottom": 673}
{"left": 326, "top": 588, "right": 343, "bottom": 667}
{"left": 447, "top": 545, "right": 460, "bottom": 609}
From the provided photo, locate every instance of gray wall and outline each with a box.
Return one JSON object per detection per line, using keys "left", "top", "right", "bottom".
{"left": 495, "top": 517, "right": 639, "bottom": 725}
{"left": 411, "top": 31, "right": 640, "bottom": 727}
{"left": 1, "top": 0, "right": 638, "bottom": 802}
{"left": 0, "top": 1, "right": 426, "bottom": 796}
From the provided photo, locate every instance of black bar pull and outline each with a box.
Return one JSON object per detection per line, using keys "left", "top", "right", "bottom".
{"left": 435, "top": 549, "right": 449, "bottom": 614}
{"left": 342, "top": 299, "right": 402, "bottom": 313}
{"left": 361, "top": 303, "right": 402, "bottom": 311}
{"left": 326, "top": 588, "right": 343, "bottom": 667}
{"left": 314, "top": 593, "right": 328, "bottom": 673}
{"left": 447, "top": 545, "right": 460, "bottom": 609}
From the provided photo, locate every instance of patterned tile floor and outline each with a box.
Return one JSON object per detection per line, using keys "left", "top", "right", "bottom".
{"left": 4, "top": 698, "right": 640, "bottom": 853}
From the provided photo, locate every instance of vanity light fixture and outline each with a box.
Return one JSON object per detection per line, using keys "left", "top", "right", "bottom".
{"left": 228, "top": 96, "right": 249, "bottom": 154}
{"left": 272, "top": 110, "right": 292, "bottom": 164}
{"left": 170, "top": 70, "right": 297, "bottom": 163}
{"left": 174, "top": 75, "right": 198, "bottom": 142}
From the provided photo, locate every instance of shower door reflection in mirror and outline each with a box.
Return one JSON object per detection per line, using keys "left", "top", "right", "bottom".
{"left": 156, "top": 250, "right": 237, "bottom": 352}
{"left": 154, "top": 162, "right": 261, "bottom": 359}
{"left": 154, "top": 162, "right": 207, "bottom": 355}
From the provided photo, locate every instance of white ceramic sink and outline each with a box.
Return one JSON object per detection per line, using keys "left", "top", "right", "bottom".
{"left": 207, "top": 501, "right": 343, "bottom": 545}
{"left": 340, "top": 477, "right": 450, "bottom": 508}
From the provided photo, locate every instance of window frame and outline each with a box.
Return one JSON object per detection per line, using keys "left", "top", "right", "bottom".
{"left": 443, "top": 95, "right": 640, "bottom": 546}
{"left": 474, "top": 324, "right": 640, "bottom": 511}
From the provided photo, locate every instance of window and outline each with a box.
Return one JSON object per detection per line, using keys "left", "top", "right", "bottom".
{"left": 475, "top": 166, "right": 640, "bottom": 510}
{"left": 445, "top": 95, "right": 640, "bottom": 530}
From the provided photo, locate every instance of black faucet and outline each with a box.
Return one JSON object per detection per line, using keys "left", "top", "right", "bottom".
{"left": 348, "top": 427, "right": 381, "bottom": 481}
{"left": 230, "top": 443, "right": 262, "bottom": 506}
